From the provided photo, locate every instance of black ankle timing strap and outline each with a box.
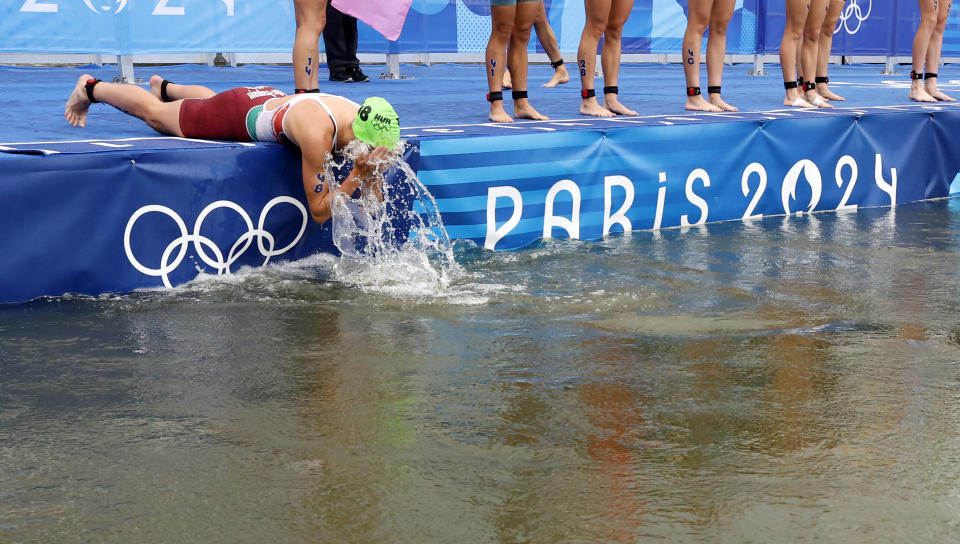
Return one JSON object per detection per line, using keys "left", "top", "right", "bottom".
{"left": 925, "top": 72, "right": 938, "bottom": 80}
{"left": 802, "top": 81, "right": 816, "bottom": 91}
{"left": 551, "top": 58, "right": 564, "bottom": 69}
{"left": 911, "top": 71, "right": 924, "bottom": 80}
{"left": 487, "top": 91, "right": 503, "bottom": 102}
{"left": 707, "top": 86, "right": 721, "bottom": 95}
{"left": 160, "top": 80, "right": 173, "bottom": 102}
{"left": 686, "top": 86, "right": 701, "bottom": 96}
{"left": 581, "top": 88, "right": 596, "bottom": 99}
{"left": 784, "top": 80, "right": 799, "bottom": 90}
{"left": 295, "top": 88, "right": 320, "bottom": 94}
{"left": 85, "top": 78, "right": 101, "bottom": 103}
{"left": 604, "top": 86, "right": 618, "bottom": 95}
{"left": 512, "top": 90, "right": 528, "bottom": 100}
{"left": 815, "top": 76, "right": 829, "bottom": 84}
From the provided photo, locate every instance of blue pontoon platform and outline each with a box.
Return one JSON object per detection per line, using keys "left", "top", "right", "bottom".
{"left": 2, "top": 63, "right": 959, "bottom": 303}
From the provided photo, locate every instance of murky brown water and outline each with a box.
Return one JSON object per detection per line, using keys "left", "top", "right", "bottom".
{"left": 3, "top": 200, "right": 960, "bottom": 543}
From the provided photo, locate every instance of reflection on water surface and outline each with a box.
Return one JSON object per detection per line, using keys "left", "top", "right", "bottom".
{"left": 3, "top": 201, "right": 960, "bottom": 542}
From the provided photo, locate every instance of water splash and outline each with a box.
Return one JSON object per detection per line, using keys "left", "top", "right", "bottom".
{"left": 325, "top": 140, "right": 461, "bottom": 297}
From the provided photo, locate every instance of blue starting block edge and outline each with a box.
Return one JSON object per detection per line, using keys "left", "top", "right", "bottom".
{"left": 0, "top": 136, "right": 258, "bottom": 156}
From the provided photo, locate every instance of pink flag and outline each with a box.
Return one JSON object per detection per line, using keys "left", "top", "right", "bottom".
{"left": 331, "top": 0, "right": 413, "bottom": 42}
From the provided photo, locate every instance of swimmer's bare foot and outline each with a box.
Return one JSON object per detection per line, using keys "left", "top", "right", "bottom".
{"left": 910, "top": 80, "right": 937, "bottom": 102}
{"left": 580, "top": 96, "right": 615, "bottom": 117}
{"left": 513, "top": 99, "right": 549, "bottom": 120}
{"left": 148, "top": 75, "right": 166, "bottom": 100}
{"left": 784, "top": 91, "right": 815, "bottom": 108}
{"left": 925, "top": 81, "right": 956, "bottom": 102}
{"left": 708, "top": 93, "right": 739, "bottom": 112}
{"left": 930, "top": 89, "right": 956, "bottom": 102}
{"left": 685, "top": 95, "right": 722, "bottom": 112}
{"left": 542, "top": 65, "right": 570, "bottom": 88}
{"left": 817, "top": 83, "right": 845, "bottom": 101}
{"left": 805, "top": 90, "right": 834, "bottom": 108}
{"left": 604, "top": 95, "right": 638, "bottom": 116}
{"left": 489, "top": 101, "right": 514, "bottom": 123}
{"left": 65, "top": 73, "right": 94, "bottom": 127}
{"left": 502, "top": 69, "right": 512, "bottom": 90}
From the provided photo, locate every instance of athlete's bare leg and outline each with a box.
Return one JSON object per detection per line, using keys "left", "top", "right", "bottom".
{"left": 579, "top": 0, "right": 615, "bottom": 117}
{"left": 684, "top": 0, "right": 723, "bottom": 112}
{"left": 706, "top": 0, "right": 738, "bottom": 111}
{"left": 293, "top": 0, "right": 327, "bottom": 91}
{"left": 532, "top": 1, "right": 570, "bottom": 87}
{"left": 796, "top": 37, "right": 803, "bottom": 85}
{"left": 924, "top": 0, "right": 955, "bottom": 101}
{"left": 486, "top": 4, "right": 516, "bottom": 122}
{"left": 802, "top": 0, "right": 834, "bottom": 107}
{"left": 504, "top": 2, "right": 567, "bottom": 89}
{"left": 510, "top": 1, "right": 549, "bottom": 120}
{"left": 781, "top": 0, "right": 814, "bottom": 107}
{"left": 600, "top": 0, "right": 637, "bottom": 115}
{"left": 148, "top": 75, "right": 216, "bottom": 101}
{"left": 66, "top": 74, "right": 184, "bottom": 136}
{"left": 911, "top": 0, "right": 939, "bottom": 102}
{"left": 815, "top": 0, "right": 845, "bottom": 101}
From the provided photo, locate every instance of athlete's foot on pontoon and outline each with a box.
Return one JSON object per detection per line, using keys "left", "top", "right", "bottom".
{"left": 817, "top": 83, "right": 845, "bottom": 101}
{"left": 805, "top": 90, "right": 835, "bottom": 108}
{"left": 929, "top": 89, "right": 957, "bottom": 102}
{"left": 784, "top": 90, "right": 815, "bottom": 108}
{"left": 489, "top": 101, "right": 514, "bottom": 123}
{"left": 925, "top": 81, "right": 956, "bottom": 102}
{"left": 542, "top": 65, "right": 570, "bottom": 88}
{"left": 910, "top": 80, "right": 937, "bottom": 103}
{"left": 513, "top": 100, "right": 549, "bottom": 120}
{"left": 147, "top": 75, "right": 186, "bottom": 102}
{"left": 580, "top": 96, "right": 616, "bottom": 117}
{"left": 148, "top": 75, "right": 166, "bottom": 99}
{"left": 685, "top": 94, "right": 723, "bottom": 112}
{"left": 708, "top": 93, "right": 739, "bottom": 112}
{"left": 64, "top": 73, "right": 94, "bottom": 128}
{"left": 604, "top": 96, "right": 637, "bottom": 116}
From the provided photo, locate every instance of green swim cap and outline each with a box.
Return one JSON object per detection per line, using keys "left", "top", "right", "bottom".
{"left": 352, "top": 96, "right": 400, "bottom": 147}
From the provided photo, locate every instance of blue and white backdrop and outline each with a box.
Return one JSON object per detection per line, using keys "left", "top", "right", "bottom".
{"left": 0, "top": 1, "right": 955, "bottom": 58}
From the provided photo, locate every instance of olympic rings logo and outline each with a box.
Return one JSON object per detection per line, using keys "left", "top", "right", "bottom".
{"left": 836, "top": 0, "right": 872, "bottom": 35}
{"left": 124, "top": 197, "right": 308, "bottom": 288}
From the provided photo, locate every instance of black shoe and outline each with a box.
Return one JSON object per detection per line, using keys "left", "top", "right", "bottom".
{"left": 350, "top": 66, "right": 370, "bottom": 83}
{"left": 329, "top": 70, "right": 353, "bottom": 83}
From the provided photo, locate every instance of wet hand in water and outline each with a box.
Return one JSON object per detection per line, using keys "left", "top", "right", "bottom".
{"left": 353, "top": 146, "right": 395, "bottom": 180}
{"left": 353, "top": 145, "right": 394, "bottom": 202}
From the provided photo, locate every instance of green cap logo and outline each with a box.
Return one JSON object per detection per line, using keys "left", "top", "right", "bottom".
{"left": 352, "top": 96, "right": 400, "bottom": 148}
